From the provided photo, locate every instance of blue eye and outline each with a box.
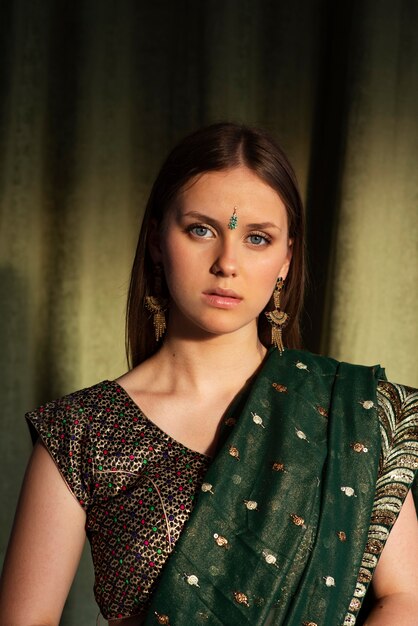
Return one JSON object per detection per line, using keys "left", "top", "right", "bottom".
{"left": 248, "top": 233, "right": 270, "bottom": 246}
{"left": 188, "top": 225, "right": 214, "bottom": 238}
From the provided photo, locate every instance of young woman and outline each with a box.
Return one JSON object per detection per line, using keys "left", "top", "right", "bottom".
{"left": 0, "top": 123, "right": 417, "bottom": 626}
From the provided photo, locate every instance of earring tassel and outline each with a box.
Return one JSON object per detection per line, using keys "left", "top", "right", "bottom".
{"left": 145, "top": 295, "right": 167, "bottom": 342}
{"left": 153, "top": 311, "right": 166, "bottom": 342}
{"left": 271, "top": 325, "right": 284, "bottom": 355}
{"left": 265, "top": 277, "right": 289, "bottom": 355}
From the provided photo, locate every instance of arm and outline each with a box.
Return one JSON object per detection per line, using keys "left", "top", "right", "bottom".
{"left": 0, "top": 441, "right": 86, "bottom": 626}
{"left": 365, "top": 490, "right": 418, "bottom": 625}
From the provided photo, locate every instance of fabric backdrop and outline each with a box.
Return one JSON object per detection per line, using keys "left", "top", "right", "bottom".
{"left": 1, "top": 1, "right": 417, "bottom": 624}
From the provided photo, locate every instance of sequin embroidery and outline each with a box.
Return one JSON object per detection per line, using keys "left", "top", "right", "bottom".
{"left": 233, "top": 591, "right": 250, "bottom": 607}
{"left": 213, "top": 533, "right": 229, "bottom": 548}
{"left": 155, "top": 612, "right": 170, "bottom": 624}
{"left": 272, "top": 382, "right": 288, "bottom": 393}
{"left": 229, "top": 445, "right": 240, "bottom": 460}
{"left": 251, "top": 412, "right": 265, "bottom": 428}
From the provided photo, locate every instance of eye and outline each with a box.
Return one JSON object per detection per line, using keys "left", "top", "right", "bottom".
{"left": 187, "top": 224, "right": 215, "bottom": 238}
{"left": 247, "top": 232, "right": 271, "bottom": 246}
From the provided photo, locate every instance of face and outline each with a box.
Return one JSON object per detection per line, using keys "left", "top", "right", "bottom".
{"left": 150, "top": 166, "right": 293, "bottom": 342}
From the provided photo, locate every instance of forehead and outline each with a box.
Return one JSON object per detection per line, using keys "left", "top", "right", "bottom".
{"left": 176, "top": 166, "right": 287, "bottom": 220}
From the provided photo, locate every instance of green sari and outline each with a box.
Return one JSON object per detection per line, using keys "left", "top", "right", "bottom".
{"left": 143, "top": 348, "right": 418, "bottom": 626}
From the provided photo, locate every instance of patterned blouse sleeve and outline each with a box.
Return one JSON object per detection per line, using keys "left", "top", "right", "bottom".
{"left": 376, "top": 381, "right": 418, "bottom": 515}
{"left": 25, "top": 386, "right": 96, "bottom": 511}
{"left": 345, "top": 381, "right": 418, "bottom": 622}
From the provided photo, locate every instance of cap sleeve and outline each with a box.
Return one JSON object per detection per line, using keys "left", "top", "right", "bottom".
{"left": 377, "top": 381, "right": 418, "bottom": 482}
{"left": 25, "top": 385, "right": 101, "bottom": 511}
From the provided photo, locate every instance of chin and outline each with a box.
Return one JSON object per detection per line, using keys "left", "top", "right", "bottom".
{"left": 187, "top": 317, "right": 257, "bottom": 339}
{"left": 170, "top": 305, "right": 259, "bottom": 339}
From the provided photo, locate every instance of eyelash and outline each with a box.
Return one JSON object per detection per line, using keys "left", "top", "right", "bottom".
{"left": 247, "top": 231, "right": 272, "bottom": 246}
{"left": 186, "top": 224, "right": 272, "bottom": 246}
{"left": 186, "top": 224, "right": 215, "bottom": 238}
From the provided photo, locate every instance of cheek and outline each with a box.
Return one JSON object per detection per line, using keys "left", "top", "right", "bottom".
{"left": 252, "top": 250, "right": 286, "bottom": 282}
{"left": 161, "top": 240, "right": 195, "bottom": 293}
{"left": 251, "top": 250, "right": 289, "bottom": 304}
{"left": 257, "top": 278, "right": 277, "bottom": 310}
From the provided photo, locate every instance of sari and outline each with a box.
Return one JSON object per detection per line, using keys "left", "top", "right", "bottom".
{"left": 143, "top": 348, "right": 418, "bottom": 626}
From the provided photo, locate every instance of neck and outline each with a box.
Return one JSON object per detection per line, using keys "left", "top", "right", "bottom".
{"left": 149, "top": 326, "right": 267, "bottom": 396}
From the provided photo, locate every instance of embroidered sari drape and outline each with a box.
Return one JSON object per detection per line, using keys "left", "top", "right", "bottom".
{"left": 144, "top": 348, "right": 407, "bottom": 626}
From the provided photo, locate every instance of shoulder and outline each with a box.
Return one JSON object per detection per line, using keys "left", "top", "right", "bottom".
{"left": 25, "top": 378, "right": 135, "bottom": 455}
{"left": 377, "top": 380, "right": 418, "bottom": 418}
{"left": 26, "top": 380, "right": 124, "bottom": 431}
{"left": 376, "top": 381, "right": 418, "bottom": 461}
{"left": 278, "top": 348, "right": 339, "bottom": 374}
{"left": 25, "top": 380, "right": 130, "bottom": 510}
{"left": 282, "top": 348, "right": 384, "bottom": 380}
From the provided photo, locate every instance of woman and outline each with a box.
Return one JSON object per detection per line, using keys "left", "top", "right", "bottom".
{"left": 0, "top": 123, "right": 417, "bottom": 626}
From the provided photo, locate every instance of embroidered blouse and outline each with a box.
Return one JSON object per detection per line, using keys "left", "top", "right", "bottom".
{"left": 26, "top": 380, "right": 211, "bottom": 621}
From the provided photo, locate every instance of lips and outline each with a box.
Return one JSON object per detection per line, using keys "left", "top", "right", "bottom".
{"left": 202, "top": 288, "right": 243, "bottom": 309}
{"left": 203, "top": 288, "right": 242, "bottom": 299}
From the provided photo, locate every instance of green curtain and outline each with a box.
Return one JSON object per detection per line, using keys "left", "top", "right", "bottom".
{"left": 0, "top": 1, "right": 417, "bottom": 623}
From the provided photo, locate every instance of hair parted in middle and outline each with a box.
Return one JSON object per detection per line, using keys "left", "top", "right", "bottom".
{"left": 126, "top": 121, "right": 306, "bottom": 368}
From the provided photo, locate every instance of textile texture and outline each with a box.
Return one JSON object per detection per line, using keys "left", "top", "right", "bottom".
{"left": 25, "top": 349, "right": 418, "bottom": 624}
{"left": 26, "top": 381, "right": 211, "bottom": 620}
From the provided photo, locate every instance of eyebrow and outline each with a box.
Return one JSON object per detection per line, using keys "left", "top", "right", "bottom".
{"left": 182, "top": 211, "right": 282, "bottom": 230}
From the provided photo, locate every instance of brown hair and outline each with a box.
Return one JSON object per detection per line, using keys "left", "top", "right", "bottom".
{"left": 126, "top": 122, "right": 306, "bottom": 368}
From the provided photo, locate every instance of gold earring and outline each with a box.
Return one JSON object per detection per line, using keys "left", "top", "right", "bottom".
{"left": 265, "top": 277, "right": 289, "bottom": 354}
{"left": 144, "top": 264, "right": 168, "bottom": 342}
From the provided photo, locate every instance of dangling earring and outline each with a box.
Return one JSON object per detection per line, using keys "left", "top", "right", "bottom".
{"left": 264, "top": 277, "right": 289, "bottom": 355}
{"left": 144, "top": 264, "right": 168, "bottom": 342}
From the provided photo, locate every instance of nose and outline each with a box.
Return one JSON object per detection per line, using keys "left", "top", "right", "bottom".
{"left": 210, "top": 237, "right": 239, "bottom": 277}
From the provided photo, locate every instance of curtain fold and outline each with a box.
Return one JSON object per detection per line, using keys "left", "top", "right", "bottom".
{"left": 1, "top": 1, "right": 417, "bottom": 623}
{"left": 321, "top": 0, "right": 418, "bottom": 387}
